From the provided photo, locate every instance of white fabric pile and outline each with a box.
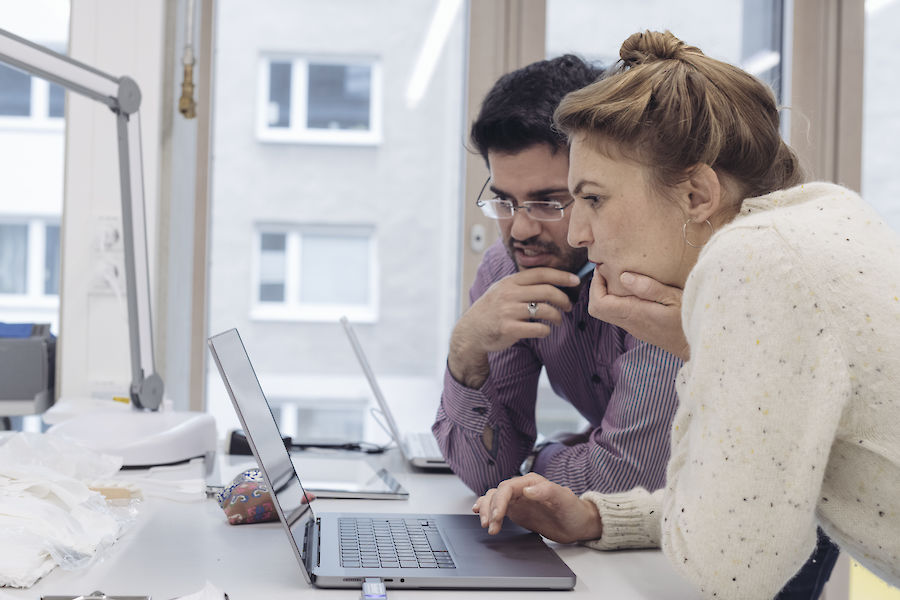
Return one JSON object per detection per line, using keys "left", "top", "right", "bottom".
{"left": 0, "top": 432, "right": 125, "bottom": 588}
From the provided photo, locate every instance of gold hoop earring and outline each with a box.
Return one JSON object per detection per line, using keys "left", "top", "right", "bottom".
{"left": 683, "top": 218, "right": 713, "bottom": 248}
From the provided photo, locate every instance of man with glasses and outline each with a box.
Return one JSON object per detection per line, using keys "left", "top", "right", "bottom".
{"left": 432, "top": 55, "right": 682, "bottom": 498}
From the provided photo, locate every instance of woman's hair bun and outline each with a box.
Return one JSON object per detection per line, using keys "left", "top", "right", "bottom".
{"left": 619, "top": 30, "right": 700, "bottom": 66}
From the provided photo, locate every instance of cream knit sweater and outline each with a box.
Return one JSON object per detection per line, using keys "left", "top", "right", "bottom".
{"left": 581, "top": 183, "right": 900, "bottom": 599}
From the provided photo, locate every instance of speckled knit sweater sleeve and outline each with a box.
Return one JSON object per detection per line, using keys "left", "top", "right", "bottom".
{"left": 581, "top": 488, "right": 662, "bottom": 550}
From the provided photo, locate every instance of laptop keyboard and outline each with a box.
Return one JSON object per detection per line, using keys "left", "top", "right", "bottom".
{"left": 339, "top": 517, "right": 456, "bottom": 569}
{"left": 407, "top": 432, "right": 443, "bottom": 458}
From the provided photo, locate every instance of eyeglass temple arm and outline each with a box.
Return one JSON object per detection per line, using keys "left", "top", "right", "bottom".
{"left": 474, "top": 176, "right": 491, "bottom": 206}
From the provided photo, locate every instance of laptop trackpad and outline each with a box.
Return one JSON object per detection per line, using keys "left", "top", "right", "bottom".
{"left": 439, "top": 515, "right": 571, "bottom": 577}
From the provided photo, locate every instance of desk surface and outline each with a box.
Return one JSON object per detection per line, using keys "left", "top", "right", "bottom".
{"left": 5, "top": 449, "right": 702, "bottom": 600}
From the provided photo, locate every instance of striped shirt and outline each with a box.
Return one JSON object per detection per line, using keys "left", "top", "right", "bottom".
{"left": 433, "top": 240, "right": 682, "bottom": 495}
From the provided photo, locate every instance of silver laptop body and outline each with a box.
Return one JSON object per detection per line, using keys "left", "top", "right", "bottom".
{"left": 340, "top": 316, "right": 449, "bottom": 470}
{"left": 208, "top": 328, "right": 575, "bottom": 590}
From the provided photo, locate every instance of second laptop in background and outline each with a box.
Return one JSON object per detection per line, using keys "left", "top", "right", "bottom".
{"left": 340, "top": 316, "right": 449, "bottom": 470}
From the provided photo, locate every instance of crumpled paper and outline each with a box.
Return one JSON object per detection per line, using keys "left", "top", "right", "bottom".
{"left": 0, "top": 432, "right": 126, "bottom": 588}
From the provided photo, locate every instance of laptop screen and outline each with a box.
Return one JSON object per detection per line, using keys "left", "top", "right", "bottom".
{"left": 208, "top": 329, "right": 315, "bottom": 570}
{"left": 339, "top": 316, "right": 403, "bottom": 445}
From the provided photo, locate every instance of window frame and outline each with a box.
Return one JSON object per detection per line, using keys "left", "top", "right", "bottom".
{"left": 255, "top": 54, "right": 383, "bottom": 146}
{"left": 250, "top": 223, "right": 379, "bottom": 323}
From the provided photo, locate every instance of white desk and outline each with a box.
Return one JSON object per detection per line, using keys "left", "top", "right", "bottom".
{"left": 4, "top": 450, "right": 702, "bottom": 599}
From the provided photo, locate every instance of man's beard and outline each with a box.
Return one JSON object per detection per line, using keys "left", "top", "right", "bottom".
{"left": 505, "top": 236, "right": 588, "bottom": 274}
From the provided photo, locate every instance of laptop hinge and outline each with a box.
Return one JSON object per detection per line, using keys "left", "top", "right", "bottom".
{"left": 302, "top": 517, "right": 320, "bottom": 570}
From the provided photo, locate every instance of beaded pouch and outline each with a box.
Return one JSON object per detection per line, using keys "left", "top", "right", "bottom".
{"left": 215, "top": 467, "right": 278, "bottom": 525}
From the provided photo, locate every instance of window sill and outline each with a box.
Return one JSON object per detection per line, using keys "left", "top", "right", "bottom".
{"left": 0, "top": 295, "right": 59, "bottom": 308}
{"left": 256, "top": 128, "right": 382, "bottom": 146}
{"left": 250, "top": 304, "right": 377, "bottom": 324}
{"left": 0, "top": 117, "right": 64, "bottom": 132}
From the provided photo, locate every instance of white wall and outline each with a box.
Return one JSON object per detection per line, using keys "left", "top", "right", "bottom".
{"left": 59, "top": 0, "right": 166, "bottom": 402}
{"left": 0, "top": 131, "right": 64, "bottom": 216}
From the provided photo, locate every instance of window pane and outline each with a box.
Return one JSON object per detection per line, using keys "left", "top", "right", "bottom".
{"left": 298, "top": 233, "right": 370, "bottom": 305}
{"left": 259, "top": 283, "right": 285, "bottom": 302}
{"left": 546, "top": 0, "right": 785, "bottom": 103}
{"left": 0, "top": 64, "right": 31, "bottom": 116}
{"left": 259, "top": 232, "right": 286, "bottom": 302}
{"left": 862, "top": 0, "right": 900, "bottom": 233}
{"left": 0, "top": 224, "right": 28, "bottom": 294}
{"left": 209, "top": 0, "right": 465, "bottom": 444}
{"left": 307, "top": 63, "right": 371, "bottom": 130}
{"left": 260, "top": 231, "right": 286, "bottom": 251}
{"left": 543, "top": 0, "right": 787, "bottom": 437}
{"left": 268, "top": 61, "right": 292, "bottom": 127}
{"left": 48, "top": 82, "right": 65, "bottom": 118}
{"left": 741, "top": 0, "right": 785, "bottom": 100}
{"left": 44, "top": 224, "right": 60, "bottom": 295}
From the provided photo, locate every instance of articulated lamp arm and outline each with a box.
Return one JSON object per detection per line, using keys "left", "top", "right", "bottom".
{"left": 0, "top": 27, "right": 163, "bottom": 410}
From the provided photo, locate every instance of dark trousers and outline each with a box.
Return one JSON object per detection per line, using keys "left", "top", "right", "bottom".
{"left": 774, "top": 528, "right": 841, "bottom": 600}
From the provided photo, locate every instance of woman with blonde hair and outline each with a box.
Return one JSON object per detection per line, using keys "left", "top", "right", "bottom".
{"left": 474, "top": 30, "right": 900, "bottom": 599}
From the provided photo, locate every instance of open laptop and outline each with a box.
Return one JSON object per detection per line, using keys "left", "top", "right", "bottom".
{"left": 340, "top": 316, "right": 449, "bottom": 470}
{"left": 208, "top": 328, "right": 576, "bottom": 590}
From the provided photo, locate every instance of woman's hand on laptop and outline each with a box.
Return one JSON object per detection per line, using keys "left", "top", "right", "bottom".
{"left": 472, "top": 473, "right": 602, "bottom": 544}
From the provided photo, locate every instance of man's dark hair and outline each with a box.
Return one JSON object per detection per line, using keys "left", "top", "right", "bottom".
{"left": 470, "top": 54, "right": 604, "bottom": 165}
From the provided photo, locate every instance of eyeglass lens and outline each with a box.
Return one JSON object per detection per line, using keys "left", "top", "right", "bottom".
{"left": 480, "top": 200, "right": 565, "bottom": 221}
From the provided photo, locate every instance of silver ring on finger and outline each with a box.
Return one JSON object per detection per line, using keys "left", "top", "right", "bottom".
{"left": 527, "top": 301, "right": 538, "bottom": 320}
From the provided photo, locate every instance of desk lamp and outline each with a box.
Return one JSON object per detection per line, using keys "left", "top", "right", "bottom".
{"left": 0, "top": 28, "right": 216, "bottom": 467}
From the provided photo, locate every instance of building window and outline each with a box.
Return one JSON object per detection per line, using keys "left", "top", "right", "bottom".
{"left": 257, "top": 56, "right": 381, "bottom": 145}
{"left": 252, "top": 225, "right": 378, "bottom": 322}
{"left": 0, "top": 62, "right": 65, "bottom": 127}
{"left": 48, "top": 83, "right": 65, "bottom": 118}
{"left": 267, "top": 61, "right": 292, "bottom": 128}
{"left": 306, "top": 63, "right": 372, "bottom": 130}
{"left": 258, "top": 232, "right": 287, "bottom": 302}
{"left": 0, "top": 219, "right": 60, "bottom": 302}
{"left": 44, "top": 224, "right": 60, "bottom": 295}
{"left": 0, "top": 64, "right": 31, "bottom": 117}
{"left": 0, "top": 223, "right": 28, "bottom": 294}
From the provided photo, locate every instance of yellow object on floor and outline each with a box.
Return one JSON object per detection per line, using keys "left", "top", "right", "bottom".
{"left": 850, "top": 561, "right": 900, "bottom": 600}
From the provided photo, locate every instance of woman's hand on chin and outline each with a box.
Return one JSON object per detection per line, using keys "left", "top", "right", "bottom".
{"left": 589, "top": 269, "right": 690, "bottom": 361}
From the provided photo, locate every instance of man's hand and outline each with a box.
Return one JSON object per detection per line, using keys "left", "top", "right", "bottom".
{"left": 472, "top": 473, "right": 602, "bottom": 543}
{"left": 588, "top": 270, "right": 690, "bottom": 361}
{"left": 448, "top": 268, "right": 580, "bottom": 388}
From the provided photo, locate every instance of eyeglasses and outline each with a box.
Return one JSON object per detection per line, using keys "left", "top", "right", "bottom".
{"left": 475, "top": 177, "right": 574, "bottom": 222}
